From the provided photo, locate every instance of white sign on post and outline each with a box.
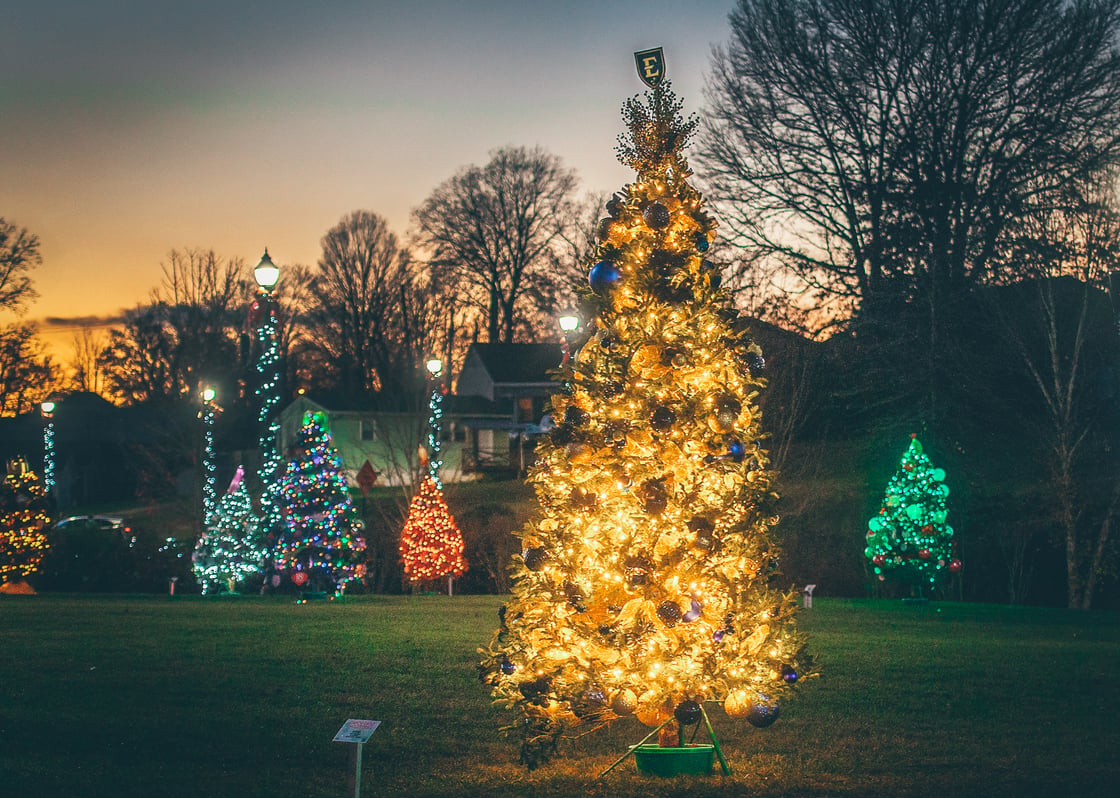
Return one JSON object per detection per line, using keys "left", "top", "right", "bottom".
{"left": 333, "top": 718, "right": 380, "bottom": 744}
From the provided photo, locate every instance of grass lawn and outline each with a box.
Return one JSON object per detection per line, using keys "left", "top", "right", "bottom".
{"left": 1, "top": 595, "right": 1117, "bottom": 797}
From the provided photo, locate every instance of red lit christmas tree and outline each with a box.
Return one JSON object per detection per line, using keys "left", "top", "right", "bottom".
{"left": 400, "top": 473, "right": 467, "bottom": 590}
{"left": 0, "top": 458, "right": 51, "bottom": 590}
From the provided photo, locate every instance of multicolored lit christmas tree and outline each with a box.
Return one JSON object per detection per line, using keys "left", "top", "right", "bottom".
{"left": 480, "top": 77, "right": 810, "bottom": 769}
{"left": 0, "top": 458, "right": 51, "bottom": 588}
{"left": 192, "top": 466, "right": 266, "bottom": 594}
{"left": 400, "top": 474, "right": 467, "bottom": 589}
{"left": 865, "top": 435, "right": 960, "bottom": 593}
{"left": 272, "top": 411, "right": 366, "bottom": 594}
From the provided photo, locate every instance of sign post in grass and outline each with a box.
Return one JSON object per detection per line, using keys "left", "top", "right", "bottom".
{"left": 333, "top": 719, "right": 380, "bottom": 798}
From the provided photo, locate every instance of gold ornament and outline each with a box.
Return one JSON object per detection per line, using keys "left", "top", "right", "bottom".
{"left": 724, "top": 689, "right": 753, "bottom": 719}
{"left": 611, "top": 688, "right": 637, "bottom": 716}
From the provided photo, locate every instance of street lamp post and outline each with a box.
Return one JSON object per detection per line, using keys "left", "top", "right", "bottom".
{"left": 425, "top": 357, "right": 445, "bottom": 488}
{"left": 40, "top": 400, "right": 56, "bottom": 503}
{"left": 200, "top": 386, "right": 217, "bottom": 528}
{"left": 559, "top": 311, "right": 580, "bottom": 365}
{"left": 253, "top": 250, "right": 283, "bottom": 545}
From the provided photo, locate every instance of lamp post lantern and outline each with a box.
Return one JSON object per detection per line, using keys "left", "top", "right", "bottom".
{"left": 559, "top": 311, "right": 580, "bottom": 365}
{"left": 253, "top": 249, "right": 284, "bottom": 545}
{"left": 40, "top": 400, "right": 56, "bottom": 501}
{"left": 424, "top": 357, "right": 445, "bottom": 487}
{"left": 200, "top": 386, "right": 218, "bottom": 528}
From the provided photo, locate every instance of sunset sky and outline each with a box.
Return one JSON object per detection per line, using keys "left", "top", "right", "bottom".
{"left": 1, "top": 0, "right": 736, "bottom": 361}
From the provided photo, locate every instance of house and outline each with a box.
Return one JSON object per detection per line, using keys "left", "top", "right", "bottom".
{"left": 276, "top": 392, "right": 510, "bottom": 487}
{"left": 454, "top": 342, "right": 565, "bottom": 474}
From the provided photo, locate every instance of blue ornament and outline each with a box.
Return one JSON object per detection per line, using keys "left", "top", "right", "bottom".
{"left": 728, "top": 441, "right": 746, "bottom": 462}
{"left": 500, "top": 659, "right": 516, "bottom": 675}
{"left": 747, "top": 695, "right": 780, "bottom": 728}
{"left": 589, "top": 261, "right": 621, "bottom": 295}
{"left": 695, "top": 233, "right": 710, "bottom": 252}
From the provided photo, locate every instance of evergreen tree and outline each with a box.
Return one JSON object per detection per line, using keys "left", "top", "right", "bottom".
{"left": 192, "top": 466, "right": 265, "bottom": 594}
{"left": 865, "top": 434, "right": 960, "bottom": 594}
{"left": 272, "top": 411, "right": 366, "bottom": 594}
{"left": 399, "top": 475, "right": 467, "bottom": 589}
{"left": 0, "top": 458, "right": 51, "bottom": 587}
{"left": 481, "top": 81, "right": 811, "bottom": 768}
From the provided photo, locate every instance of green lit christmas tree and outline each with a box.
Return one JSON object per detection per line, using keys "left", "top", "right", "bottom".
{"left": 272, "top": 411, "right": 366, "bottom": 594}
{"left": 192, "top": 466, "right": 266, "bottom": 594}
{"left": 864, "top": 435, "right": 960, "bottom": 594}
{"left": 0, "top": 458, "right": 51, "bottom": 589}
{"left": 480, "top": 78, "right": 811, "bottom": 770}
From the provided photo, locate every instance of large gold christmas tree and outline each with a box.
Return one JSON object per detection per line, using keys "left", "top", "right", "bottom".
{"left": 482, "top": 80, "right": 810, "bottom": 768}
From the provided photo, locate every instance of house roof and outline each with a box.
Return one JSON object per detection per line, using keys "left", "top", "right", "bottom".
{"left": 457, "top": 343, "right": 564, "bottom": 400}
{"left": 471, "top": 343, "right": 563, "bottom": 384}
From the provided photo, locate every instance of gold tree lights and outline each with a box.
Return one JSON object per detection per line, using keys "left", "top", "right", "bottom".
{"left": 481, "top": 80, "right": 811, "bottom": 768}
{"left": 0, "top": 458, "right": 51, "bottom": 586}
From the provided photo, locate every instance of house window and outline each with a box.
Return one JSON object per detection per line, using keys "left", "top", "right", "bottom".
{"left": 517, "top": 397, "right": 534, "bottom": 423}
{"left": 451, "top": 423, "right": 466, "bottom": 443}
{"left": 360, "top": 420, "right": 375, "bottom": 441}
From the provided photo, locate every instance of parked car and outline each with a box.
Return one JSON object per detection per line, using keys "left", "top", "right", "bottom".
{"left": 52, "top": 515, "right": 130, "bottom": 534}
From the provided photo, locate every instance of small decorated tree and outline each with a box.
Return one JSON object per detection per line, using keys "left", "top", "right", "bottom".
{"left": 193, "top": 466, "right": 266, "bottom": 594}
{"left": 400, "top": 475, "right": 467, "bottom": 591}
{"left": 272, "top": 411, "right": 366, "bottom": 594}
{"left": 0, "top": 458, "right": 51, "bottom": 589}
{"left": 480, "top": 75, "right": 811, "bottom": 769}
{"left": 864, "top": 434, "right": 960, "bottom": 594}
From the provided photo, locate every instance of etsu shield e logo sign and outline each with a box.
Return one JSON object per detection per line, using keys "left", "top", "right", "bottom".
{"left": 634, "top": 47, "right": 665, "bottom": 88}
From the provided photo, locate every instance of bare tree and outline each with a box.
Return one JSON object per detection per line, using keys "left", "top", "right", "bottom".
{"left": 699, "top": 0, "right": 1120, "bottom": 314}
{"left": 0, "top": 218, "right": 40, "bottom": 314}
{"left": 301, "top": 211, "right": 437, "bottom": 403}
{"left": 98, "top": 248, "right": 245, "bottom": 404}
{"left": 0, "top": 219, "right": 55, "bottom": 414}
{"left": 98, "top": 305, "right": 183, "bottom": 404}
{"left": 0, "top": 324, "right": 56, "bottom": 415}
{"left": 68, "top": 325, "right": 106, "bottom": 393}
{"left": 412, "top": 146, "right": 581, "bottom": 343}
{"left": 993, "top": 179, "right": 1120, "bottom": 609}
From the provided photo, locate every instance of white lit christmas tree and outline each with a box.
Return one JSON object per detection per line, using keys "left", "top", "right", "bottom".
{"left": 865, "top": 434, "right": 960, "bottom": 594}
{"left": 192, "top": 466, "right": 266, "bottom": 594}
{"left": 272, "top": 411, "right": 366, "bottom": 594}
{"left": 481, "top": 77, "right": 811, "bottom": 769}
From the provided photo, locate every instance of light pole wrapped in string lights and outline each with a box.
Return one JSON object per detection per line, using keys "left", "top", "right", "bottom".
{"left": 40, "top": 400, "right": 56, "bottom": 502}
{"left": 425, "top": 356, "right": 445, "bottom": 487}
{"left": 200, "top": 386, "right": 218, "bottom": 528}
{"left": 251, "top": 250, "right": 284, "bottom": 547}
